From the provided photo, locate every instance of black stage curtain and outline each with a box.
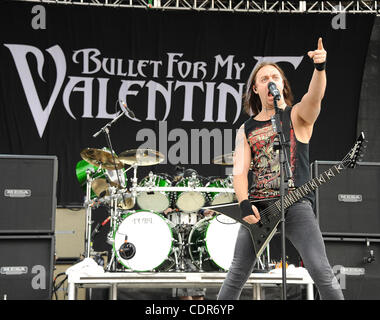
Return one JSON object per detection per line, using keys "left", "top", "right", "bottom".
{"left": 358, "top": 16, "right": 380, "bottom": 162}
{"left": 0, "top": 2, "right": 374, "bottom": 205}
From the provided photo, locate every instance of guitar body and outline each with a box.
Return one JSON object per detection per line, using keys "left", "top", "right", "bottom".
{"left": 205, "top": 198, "right": 282, "bottom": 258}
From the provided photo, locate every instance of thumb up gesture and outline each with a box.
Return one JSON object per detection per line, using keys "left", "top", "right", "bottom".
{"left": 308, "top": 37, "right": 327, "bottom": 64}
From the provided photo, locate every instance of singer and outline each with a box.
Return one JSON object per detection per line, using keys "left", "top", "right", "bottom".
{"left": 217, "top": 38, "right": 344, "bottom": 300}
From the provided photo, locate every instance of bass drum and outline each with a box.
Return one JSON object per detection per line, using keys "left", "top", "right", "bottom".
{"left": 188, "top": 215, "right": 240, "bottom": 271}
{"left": 113, "top": 211, "right": 181, "bottom": 272}
{"left": 137, "top": 173, "right": 172, "bottom": 213}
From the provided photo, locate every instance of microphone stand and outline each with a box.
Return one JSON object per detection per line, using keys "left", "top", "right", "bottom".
{"left": 92, "top": 109, "right": 129, "bottom": 264}
{"left": 270, "top": 98, "right": 293, "bottom": 301}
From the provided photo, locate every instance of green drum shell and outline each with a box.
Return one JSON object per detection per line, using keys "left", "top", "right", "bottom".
{"left": 113, "top": 211, "right": 181, "bottom": 272}
{"left": 206, "top": 177, "right": 235, "bottom": 205}
{"left": 75, "top": 159, "right": 105, "bottom": 199}
{"left": 188, "top": 216, "right": 224, "bottom": 272}
{"left": 206, "top": 179, "right": 225, "bottom": 201}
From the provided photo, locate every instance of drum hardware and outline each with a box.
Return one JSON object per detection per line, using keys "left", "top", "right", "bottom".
{"left": 197, "top": 246, "right": 206, "bottom": 272}
{"left": 84, "top": 168, "right": 94, "bottom": 258}
{"left": 129, "top": 163, "right": 138, "bottom": 200}
{"left": 106, "top": 231, "right": 114, "bottom": 246}
{"left": 118, "top": 148, "right": 165, "bottom": 167}
{"left": 118, "top": 236, "right": 136, "bottom": 260}
{"left": 91, "top": 111, "right": 131, "bottom": 223}
{"left": 171, "top": 246, "right": 181, "bottom": 272}
{"left": 106, "top": 250, "right": 117, "bottom": 272}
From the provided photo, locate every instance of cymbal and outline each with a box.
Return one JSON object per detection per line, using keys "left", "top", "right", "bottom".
{"left": 118, "top": 149, "right": 165, "bottom": 166}
{"left": 91, "top": 178, "right": 135, "bottom": 209}
{"left": 80, "top": 148, "right": 124, "bottom": 170}
{"left": 118, "top": 195, "right": 135, "bottom": 210}
{"left": 212, "top": 153, "right": 234, "bottom": 166}
{"left": 91, "top": 178, "right": 118, "bottom": 197}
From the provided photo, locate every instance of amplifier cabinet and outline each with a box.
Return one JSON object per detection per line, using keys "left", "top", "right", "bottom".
{"left": 311, "top": 161, "right": 380, "bottom": 237}
{"left": 324, "top": 237, "right": 380, "bottom": 300}
{"left": 0, "top": 155, "right": 58, "bottom": 234}
{"left": 0, "top": 235, "right": 55, "bottom": 300}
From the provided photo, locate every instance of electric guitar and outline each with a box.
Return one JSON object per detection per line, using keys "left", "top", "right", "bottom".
{"left": 205, "top": 132, "right": 367, "bottom": 258}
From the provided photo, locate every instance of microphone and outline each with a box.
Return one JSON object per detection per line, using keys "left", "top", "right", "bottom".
{"left": 119, "top": 236, "right": 136, "bottom": 260}
{"left": 119, "top": 100, "right": 136, "bottom": 119}
{"left": 92, "top": 99, "right": 136, "bottom": 138}
{"left": 268, "top": 82, "right": 281, "bottom": 101}
{"left": 91, "top": 216, "right": 111, "bottom": 238}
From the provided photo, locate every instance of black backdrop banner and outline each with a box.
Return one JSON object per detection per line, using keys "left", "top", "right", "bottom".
{"left": 0, "top": 2, "right": 374, "bottom": 205}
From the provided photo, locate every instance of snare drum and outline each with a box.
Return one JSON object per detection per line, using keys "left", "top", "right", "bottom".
{"left": 188, "top": 214, "right": 240, "bottom": 271}
{"left": 113, "top": 211, "right": 181, "bottom": 272}
{"left": 136, "top": 173, "right": 172, "bottom": 213}
{"left": 167, "top": 211, "right": 201, "bottom": 225}
{"left": 206, "top": 176, "right": 235, "bottom": 205}
{"left": 174, "top": 173, "right": 206, "bottom": 212}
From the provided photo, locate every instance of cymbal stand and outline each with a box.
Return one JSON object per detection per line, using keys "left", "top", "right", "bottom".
{"left": 130, "top": 164, "right": 138, "bottom": 202}
{"left": 106, "top": 186, "right": 119, "bottom": 272}
{"left": 92, "top": 107, "right": 128, "bottom": 210}
{"left": 84, "top": 168, "right": 94, "bottom": 258}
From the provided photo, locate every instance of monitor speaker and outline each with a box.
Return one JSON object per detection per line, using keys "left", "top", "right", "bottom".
{"left": 0, "top": 155, "right": 58, "bottom": 233}
{"left": 311, "top": 161, "right": 380, "bottom": 236}
{"left": 0, "top": 235, "right": 55, "bottom": 300}
{"left": 55, "top": 207, "right": 85, "bottom": 260}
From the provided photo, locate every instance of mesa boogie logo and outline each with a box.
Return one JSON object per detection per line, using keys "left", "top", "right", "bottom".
{"left": 4, "top": 43, "right": 304, "bottom": 138}
{"left": 338, "top": 194, "right": 363, "bottom": 202}
{"left": 1, "top": 266, "right": 28, "bottom": 275}
{"left": 4, "top": 189, "right": 31, "bottom": 198}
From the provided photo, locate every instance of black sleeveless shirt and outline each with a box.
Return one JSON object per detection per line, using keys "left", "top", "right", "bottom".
{"left": 244, "top": 106, "right": 314, "bottom": 205}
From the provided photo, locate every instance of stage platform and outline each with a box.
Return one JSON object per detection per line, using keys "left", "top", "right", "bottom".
{"left": 67, "top": 268, "right": 314, "bottom": 300}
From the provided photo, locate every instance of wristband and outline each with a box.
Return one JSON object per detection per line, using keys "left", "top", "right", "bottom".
{"left": 314, "top": 61, "right": 326, "bottom": 71}
{"left": 239, "top": 199, "right": 254, "bottom": 219}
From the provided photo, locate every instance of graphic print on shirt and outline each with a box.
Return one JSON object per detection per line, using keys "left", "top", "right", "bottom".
{"left": 247, "top": 122, "right": 295, "bottom": 199}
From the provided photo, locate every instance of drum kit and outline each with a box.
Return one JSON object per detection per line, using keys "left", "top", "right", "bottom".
{"left": 76, "top": 147, "right": 241, "bottom": 273}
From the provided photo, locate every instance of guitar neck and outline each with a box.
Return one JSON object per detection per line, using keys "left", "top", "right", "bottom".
{"left": 273, "top": 162, "right": 346, "bottom": 212}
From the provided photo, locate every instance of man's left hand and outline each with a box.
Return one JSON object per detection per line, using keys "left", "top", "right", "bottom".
{"left": 308, "top": 37, "right": 327, "bottom": 64}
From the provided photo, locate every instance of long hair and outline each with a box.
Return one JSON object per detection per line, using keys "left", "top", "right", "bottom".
{"left": 243, "top": 62, "right": 294, "bottom": 116}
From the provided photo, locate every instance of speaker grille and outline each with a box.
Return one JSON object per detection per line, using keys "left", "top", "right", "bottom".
{"left": 312, "top": 161, "right": 380, "bottom": 236}
{"left": 324, "top": 237, "right": 380, "bottom": 300}
{"left": 0, "top": 155, "right": 57, "bottom": 233}
{"left": 0, "top": 235, "right": 54, "bottom": 300}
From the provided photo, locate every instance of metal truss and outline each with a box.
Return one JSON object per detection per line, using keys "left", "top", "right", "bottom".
{"left": 12, "top": 0, "right": 380, "bottom": 14}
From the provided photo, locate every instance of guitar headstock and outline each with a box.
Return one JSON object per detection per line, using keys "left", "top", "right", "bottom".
{"left": 343, "top": 132, "right": 367, "bottom": 169}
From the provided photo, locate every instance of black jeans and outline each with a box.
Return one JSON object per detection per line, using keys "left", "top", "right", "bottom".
{"left": 217, "top": 200, "right": 344, "bottom": 300}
